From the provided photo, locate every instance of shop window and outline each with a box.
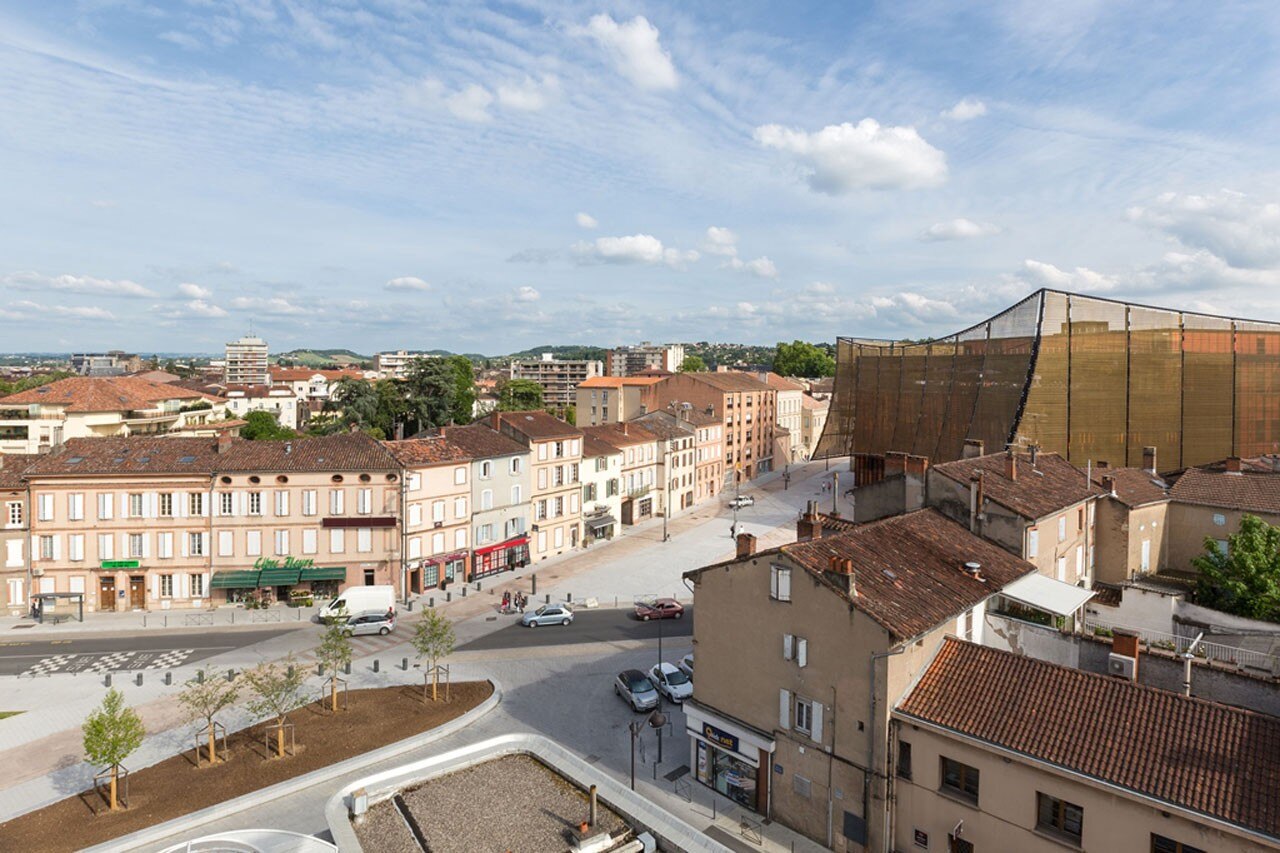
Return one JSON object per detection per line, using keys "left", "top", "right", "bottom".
{"left": 940, "top": 756, "right": 979, "bottom": 803}
{"left": 1036, "top": 792, "right": 1083, "bottom": 844}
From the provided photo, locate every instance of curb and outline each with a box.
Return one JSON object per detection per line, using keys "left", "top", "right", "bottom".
{"left": 82, "top": 678, "right": 503, "bottom": 853}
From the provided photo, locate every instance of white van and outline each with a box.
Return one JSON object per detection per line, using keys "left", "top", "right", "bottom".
{"left": 318, "top": 585, "right": 395, "bottom": 621}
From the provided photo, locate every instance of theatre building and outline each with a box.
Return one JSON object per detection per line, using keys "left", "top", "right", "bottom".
{"left": 23, "top": 432, "right": 402, "bottom": 610}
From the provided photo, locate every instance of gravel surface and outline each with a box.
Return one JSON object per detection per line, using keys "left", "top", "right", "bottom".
{"left": 356, "top": 754, "right": 629, "bottom": 852}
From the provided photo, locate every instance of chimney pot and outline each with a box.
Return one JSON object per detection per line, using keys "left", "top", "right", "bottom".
{"left": 1005, "top": 450, "right": 1018, "bottom": 482}
{"left": 1102, "top": 474, "right": 1116, "bottom": 495}
{"left": 735, "top": 532, "right": 757, "bottom": 559}
{"left": 1029, "top": 443, "right": 1040, "bottom": 465}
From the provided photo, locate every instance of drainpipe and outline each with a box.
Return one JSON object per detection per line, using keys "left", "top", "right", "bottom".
{"left": 868, "top": 646, "right": 905, "bottom": 853}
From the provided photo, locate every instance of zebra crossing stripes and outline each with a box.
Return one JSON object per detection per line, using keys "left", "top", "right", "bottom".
{"left": 20, "top": 648, "right": 196, "bottom": 676}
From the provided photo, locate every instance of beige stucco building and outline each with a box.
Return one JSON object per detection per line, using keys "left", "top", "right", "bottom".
{"left": 0, "top": 454, "right": 32, "bottom": 616}
{"left": 386, "top": 436, "right": 473, "bottom": 593}
{"left": 491, "top": 411, "right": 583, "bottom": 560}
{"left": 582, "top": 422, "right": 660, "bottom": 526}
{"left": 758, "top": 373, "right": 804, "bottom": 464}
{"left": 576, "top": 376, "right": 663, "bottom": 426}
{"left": 440, "top": 424, "right": 532, "bottom": 579}
{"left": 644, "top": 371, "right": 777, "bottom": 481}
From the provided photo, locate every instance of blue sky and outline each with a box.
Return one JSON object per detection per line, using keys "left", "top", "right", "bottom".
{"left": 1, "top": 1, "right": 1278, "bottom": 354}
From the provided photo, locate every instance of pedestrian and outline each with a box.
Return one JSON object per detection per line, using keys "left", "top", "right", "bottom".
{"left": 519, "top": 592, "right": 527, "bottom": 612}
{"left": 502, "top": 591, "right": 510, "bottom": 612}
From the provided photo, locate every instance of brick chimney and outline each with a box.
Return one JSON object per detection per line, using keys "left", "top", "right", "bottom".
{"left": 1004, "top": 449, "right": 1017, "bottom": 482}
{"left": 216, "top": 431, "right": 233, "bottom": 454}
{"left": 1142, "top": 446, "right": 1157, "bottom": 474}
{"left": 825, "top": 554, "right": 856, "bottom": 595}
{"left": 904, "top": 454, "right": 929, "bottom": 477}
{"left": 962, "top": 439, "right": 985, "bottom": 459}
{"left": 969, "top": 471, "right": 985, "bottom": 534}
{"left": 797, "top": 501, "right": 822, "bottom": 542}
{"left": 735, "top": 532, "right": 756, "bottom": 559}
{"left": 1102, "top": 474, "right": 1117, "bottom": 496}
{"left": 1225, "top": 456, "right": 1242, "bottom": 474}
{"left": 884, "top": 451, "right": 907, "bottom": 478}
{"left": 1111, "top": 628, "right": 1141, "bottom": 680}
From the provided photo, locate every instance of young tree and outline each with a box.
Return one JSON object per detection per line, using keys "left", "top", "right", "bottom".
{"left": 177, "top": 676, "right": 240, "bottom": 765}
{"left": 242, "top": 657, "right": 309, "bottom": 758}
{"left": 678, "top": 354, "right": 708, "bottom": 372}
{"left": 773, "top": 340, "right": 836, "bottom": 378}
{"left": 316, "top": 619, "right": 354, "bottom": 712}
{"left": 497, "top": 378, "right": 544, "bottom": 411}
{"left": 82, "top": 689, "right": 145, "bottom": 811}
{"left": 1192, "top": 513, "right": 1280, "bottom": 622}
{"left": 411, "top": 609, "right": 456, "bottom": 701}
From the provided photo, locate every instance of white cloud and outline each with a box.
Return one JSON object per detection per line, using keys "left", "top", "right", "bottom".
{"left": 580, "top": 14, "right": 679, "bottom": 91}
{"left": 942, "top": 97, "right": 987, "bottom": 121}
{"left": 575, "top": 212, "right": 598, "bottom": 229}
{"left": 2, "top": 270, "right": 156, "bottom": 297}
{"left": 178, "top": 282, "right": 212, "bottom": 298}
{"left": 157, "top": 298, "right": 228, "bottom": 319}
{"left": 229, "top": 295, "right": 307, "bottom": 315}
{"left": 1016, "top": 259, "right": 1118, "bottom": 293}
{"left": 514, "top": 286, "right": 540, "bottom": 302}
{"left": 921, "top": 218, "right": 1003, "bottom": 241}
{"left": 446, "top": 84, "right": 494, "bottom": 122}
{"left": 573, "top": 234, "right": 699, "bottom": 268}
{"left": 1127, "top": 190, "right": 1280, "bottom": 270}
{"left": 754, "top": 119, "right": 947, "bottom": 193}
{"left": 385, "top": 276, "right": 431, "bottom": 292}
{"left": 496, "top": 75, "right": 558, "bottom": 111}
{"left": 11, "top": 300, "right": 115, "bottom": 320}
{"left": 725, "top": 256, "right": 779, "bottom": 278}
{"left": 702, "top": 226, "right": 738, "bottom": 257}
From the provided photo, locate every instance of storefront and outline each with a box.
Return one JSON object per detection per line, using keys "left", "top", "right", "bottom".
{"left": 684, "top": 701, "right": 774, "bottom": 815}
{"left": 420, "top": 551, "right": 469, "bottom": 588}
{"left": 584, "top": 514, "right": 616, "bottom": 542}
{"left": 471, "top": 535, "right": 530, "bottom": 580}
{"left": 210, "top": 570, "right": 261, "bottom": 603}
{"left": 299, "top": 566, "right": 345, "bottom": 600}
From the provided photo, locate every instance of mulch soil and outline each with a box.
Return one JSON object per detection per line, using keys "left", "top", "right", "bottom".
{"left": 0, "top": 680, "right": 493, "bottom": 853}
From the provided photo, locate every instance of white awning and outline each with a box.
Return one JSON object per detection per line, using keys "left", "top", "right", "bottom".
{"left": 1000, "top": 573, "right": 1095, "bottom": 617}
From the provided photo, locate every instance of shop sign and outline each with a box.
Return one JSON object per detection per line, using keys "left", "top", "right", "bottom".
{"left": 913, "top": 828, "right": 929, "bottom": 848}
{"left": 774, "top": 763, "right": 783, "bottom": 775}
{"left": 101, "top": 560, "right": 140, "bottom": 569}
{"left": 701, "top": 722, "right": 739, "bottom": 752}
{"left": 252, "top": 556, "right": 315, "bottom": 570}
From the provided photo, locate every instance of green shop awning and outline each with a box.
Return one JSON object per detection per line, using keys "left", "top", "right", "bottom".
{"left": 299, "top": 566, "right": 347, "bottom": 582}
{"left": 210, "top": 570, "right": 261, "bottom": 589}
{"left": 257, "top": 568, "right": 301, "bottom": 586}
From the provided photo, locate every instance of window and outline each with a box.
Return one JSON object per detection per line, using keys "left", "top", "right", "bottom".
{"left": 274, "top": 530, "right": 289, "bottom": 556}
{"left": 68, "top": 534, "right": 84, "bottom": 561}
{"left": 538, "top": 468, "right": 548, "bottom": 490}
{"left": 432, "top": 500, "right": 446, "bottom": 523}
{"left": 98, "top": 493, "right": 113, "bottom": 520}
{"left": 409, "top": 503, "right": 423, "bottom": 526}
{"left": 218, "top": 530, "right": 234, "bottom": 556}
{"left": 246, "top": 530, "right": 262, "bottom": 556}
{"left": 302, "top": 529, "right": 317, "bottom": 555}
{"left": 481, "top": 490, "right": 493, "bottom": 511}
{"left": 793, "top": 697, "right": 822, "bottom": 740}
{"left": 769, "top": 564, "right": 792, "bottom": 601}
{"left": 538, "top": 443, "right": 547, "bottom": 461}
{"left": 330, "top": 529, "right": 345, "bottom": 553}
{"left": 190, "top": 573, "right": 205, "bottom": 598}
{"left": 782, "top": 633, "right": 807, "bottom": 666}
{"left": 407, "top": 473, "right": 421, "bottom": 491}
{"left": 129, "top": 533, "right": 144, "bottom": 558}
{"left": 607, "top": 479, "right": 618, "bottom": 497}
{"left": 357, "top": 528, "right": 372, "bottom": 553}
{"left": 248, "top": 491, "right": 263, "bottom": 516}
{"left": 160, "top": 574, "right": 174, "bottom": 598}
{"left": 219, "top": 492, "right": 234, "bottom": 516}
{"left": 357, "top": 488, "right": 372, "bottom": 514}
{"left": 159, "top": 492, "right": 174, "bottom": 517}
{"left": 480, "top": 460, "right": 492, "bottom": 479}
{"left": 189, "top": 492, "right": 205, "bottom": 516}
{"left": 68, "top": 493, "right": 84, "bottom": 521}
{"left": 510, "top": 456, "right": 522, "bottom": 474}
{"left": 455, "top": 528, "right": 467, "bottom": 549}
{"left": 98, "top": 533, "right": 113, "bottom": 560}
{"left": 1151, "top": 835, "right": 1206, "bottom": 853}
{"left": 408, "top": 537, "right": 422, "bottom": 559}
{"left": 554, "top": 526, "right": 564, "bottom": 548}
{"left": 478, "top": 523, "right": 494, "bottom": 543}
{"left": 1058, "top": 515, "right": 1067, "bottom": 542}
{"left": 553, "top": 496, "right": 564, "bottom": 517}
{"left": 454, "top": 497, "right": 467, "bottom": 519}
{"left": 554, "top": 441, "right": 564, "bottom": 458}
{"left": 554, "top": 466, "right": 564, "bottom": 487}
{"left": 454, "top": 466, "right": 466, "bottom": 485}
{"left": 511, "top": 485, "right": 522, "bottom": 504}
{"left": 1036, "top": 792, "right": 1083, "bottom": 843}
{"left": 940, "top": 757, "right": 979, "bottom": 803}
{"left": 7, "top": 501, "right": 22, "bottom": 527}
{"left": 158, "top": 531, "right": 173, "bottom": 558}
{"left": 330, "top": 489, "right": 345, "bottom": 515}
{"left": 302, "top": 490, "right": 316, "bottom": 516}
{"left": 39, "top": 535, "right": 54, "bottom": 560}
{"left": 274, "top": 490, "right": 289, "bottom": 516}
{"left": 128, "top": 493, "right": 145, "bottom": 518}
{"left": 189, "top": 533, "right": 205, "bottom": 556}
{"left": 1027, "top": 528, "right": 1038, "bottom": 558}
{"left": 896, "top": 740, "right": 912, "bottom": 780}
{"left": 535, "top": 500, "right": 547, "bottom": 521}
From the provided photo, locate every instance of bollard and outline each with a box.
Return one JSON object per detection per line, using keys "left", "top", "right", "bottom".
{"left": 373, "top": 659, "right": 380, "bottom": 673}
{"left": 142, "top": 615, "right": 147, "bottom": 628}
{"left": 407, "top": 600, "right": 414, "bottom": 612}
{"left": 136, "top": 672, "right": 143, "bottom": 686}
{"left": 164, "top": 672, "right": 172, "bottom": 686}
{"left": 317, "top": 664, "right": 324, "bottom": 676}
{"left": 446, "top": 592, "right": 452, "bottom": 602}
{"left": 402, "top": 657, "right": 409, "bottom": 671}
{"left": 589, "top": 785, "right": 598, "bottom": 826}
{"left": 566, "top": 592, "right": 572, "bottom": 603}
{"left": 196, "top": 669, "right": 204, "bottom": 684}
{"left": 475, "top": 581, "right": 481, "bottom": 591}
{"left": 461, "top": 586, "right": 467, "bottom": 597}
{"left": 104, "top": 673, "right": 112, "bottom": 687}
{"left": 344, "top": 661, "right": 351, "bottom": 675}
{"left": 297, "top": 609, "right": 302, "bottom": 621}
{"left": 287, "top": 665, "right": 295, "bottom": 679}
{"left": 531, "top": 574, "right": 537, "bottom": 595}
{"left": 231, "top": 611, "right": 235, "bottom": 624}
{"left": 545, "top": 594, "right": 550, "bottom": 604}
{"left": 164, "top": 615, "right": 168, "bottom": 627}
{"left": 227, "top": 669, "right": 235, "bottom": 682}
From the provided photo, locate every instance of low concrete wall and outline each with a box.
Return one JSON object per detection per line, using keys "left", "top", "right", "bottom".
{"left": 983, "top": 613, "right": 1079, "bottom": 667}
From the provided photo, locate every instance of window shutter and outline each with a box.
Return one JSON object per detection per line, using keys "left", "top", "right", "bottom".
{"left": 181, "top": 533, "right": 189, "bottom": 557}
{"left": 179, "top": 572, "right": 190, "bottom": 599}
{"left": 779, "top": 689, "right": 791, "bottom": 729}
{"left": 202, "top": 573, "right": 210, "bottom": 597}
{"left": 147, "top": 492, "right": 159, "bottom": 518}
{"left": 202, "top": 532, "right": 210, "bottom": 555}
{"left": 779, "top": 568, "right": 791, "bottom": 600}
{"left": 811, "top": 702, "right": 824, "bottom": 743}
{"left": 141, "top": 534, "right": 150, "bottom": 559}
{"left": 151, "top": 574, "right": 159, "bottom": 600}
{"left": 50, "top": 535, "right": 60, "bottom": 561}
{"left": 119, "top": 493, "right": 129, "bottom": 518}
{"left": 176, "top": 495, "right": 188, "bottom": 518}
{"left": 798, "top": 638, "right": 808, "bottom": 668}
{"left": 770, "top": 567, "right": 779, "bottom": 599}
{"left": 783, "top": 633, "right": 794, "bottom": 660}
{"left": 202, "top": 495, "right": 210, "bottom": 517}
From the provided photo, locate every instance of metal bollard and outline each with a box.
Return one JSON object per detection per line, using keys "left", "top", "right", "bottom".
{"left": 227, "top": 669, "right": 235, "bottom": 682}
{"left": 104, "top": 673, "right": 112, "bottom": 687}
{"left": 461, "top": 586, "right": 467, "bottom": 597}
{"left": 446, "top": 592, "right": 452, "bottom": 602}
{"left": 373, "top": 659, "right": 380, "bottom": 673}
{"left": 196, "top": 669, "right": 204, "bottom": 684}
{"left": 429, "top": 597, "right": 435, "bottom": 608}
{"left": 136, "top": 672, "right": 143, "bottom": 686}
{"left": 164, "top": 672, "right": 172, "bottom": 685}
{"left": 402, "top": 657, "right": 409, "bottom": 671}
{"left": 407, "top": 600, "right": 414, "bottom": 611}
{"left": 545, "top": 594, "right": 550, "bottom": 604}
{"left": 475, "top": 581, "right": 481, "bottom": 591}
{"left": 566, "top": 592, "right": 572, "bottom": 603}
{"left": 164, "top": 615, "right": 168, "bottom": 627}
{"left": 344, "top": 661, "right": 351, "bottom": 675}
{"left": 142, "top": 615, "right": 147, "bottom": 628}
{"left": 317, "top": 664, "right": 324, "bottom": 676}
{"left": 531, "top": 574, "right": 537, "bottom": 595}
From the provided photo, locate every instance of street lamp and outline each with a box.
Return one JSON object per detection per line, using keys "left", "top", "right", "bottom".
{"left": 630, "top": 709, "right": 668, "bottom": 790}
{"left": 662, "top": 438, "right": 672, "bottom": 543}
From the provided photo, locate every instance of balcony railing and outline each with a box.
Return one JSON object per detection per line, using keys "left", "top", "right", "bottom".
{"left": 626, "top": 485, "right": 651, "bottom": 499}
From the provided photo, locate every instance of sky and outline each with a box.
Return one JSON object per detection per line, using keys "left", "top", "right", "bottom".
{"left": 1, "top": 1, "right": 1279, "bottom": 355}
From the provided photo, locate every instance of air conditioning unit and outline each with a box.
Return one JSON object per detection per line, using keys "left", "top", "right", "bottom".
{"left": 31, "top": 567, "right": 44, "bottom": 576}
{"left": 1108, "top": 652, "right": 1136, "bottom": 680}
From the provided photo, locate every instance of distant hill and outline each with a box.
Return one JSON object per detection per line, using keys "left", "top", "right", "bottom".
{"left": 275, "top": 349, "right": 371, "bottom": 368}
{"left": 502, "top": 345, "right": 609, "bottom": 363}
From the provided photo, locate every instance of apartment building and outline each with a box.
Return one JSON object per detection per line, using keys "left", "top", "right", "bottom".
{"left": 1165, "top": 459, "right": 1280, "bottom": 572}
{"left": 509, "top": 354, "right": 603, "bottom": 413}
{"left": 575, "top": 375, "right": 664, "bottom": 426}
{"left": 224, "top": 335, "right": 270, "bottom": 386}
{"left": 0, "top": 376, "right": 228, "bottom": 454}
{"left": 757, "top": 373, "right": 804, "bottom": 464}
{"left": 685, "top": 408, "right": 724, "bottom": 504}
{"left": 580, "top": 433, "right": 623, "bottom": 542}
{"left": 895, "top": 638, "right": 1280, "bottom": 853}
{"left": 491, "top": 411, "right": 583, "bottom": 560}
{"left": 24, "top": 433, "right": 401, "bottom": 611}
{"left": 582, "top": 423, "right": 660, "bottom": 525}
{"left": 386, "top": 437, "right": 473, "bottom": 592}
{"left": 439, "top": 423, "right": 532, "bottom": 579}
{"left": 1092, "top": 457, "right": 1171, "bottom": 583}
{"left": 270, "top": 367, "right": 370, "bottom": 424}
{"left": 1, "top": 455, "right": 33, "bottom": 616}
{"left": 374, "top": 351, "right": 436, "bottom": 379}
{"left": 644, "top": 371, "right": 776, "bottom": 481}
{"left": 605, "top": 342, "right": 684, "bottom": 376}
{"left": 222, "top": 385, "right": 301, "bottom": 430}
{"left": 70, "top": 351, "right": 143, "bottom": 376}
{"left": 798, "top": 394, "right": 828, "bottom": 461}
{"left": 631, "top": 411, "right": 697, "bottom": 515}
{"left": 682, "top": 511, "right": 1035, "bottom": 850}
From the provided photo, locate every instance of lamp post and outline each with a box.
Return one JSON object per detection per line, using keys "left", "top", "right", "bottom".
{"left": 662, "top": 438, "right": 672, "bottom": 543}
{"left": 630, "top": 709, "right": 668, "bottom": 790}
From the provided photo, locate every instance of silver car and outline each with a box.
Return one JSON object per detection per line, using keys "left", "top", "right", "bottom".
{"left": 615, "top": 669, "right": 660, "bottom": 712}
{"left": 341, "top": 610, "right": 395, "bottom": 636}
{"left": 521, "top": 603, "right": 574, "bottom": 627}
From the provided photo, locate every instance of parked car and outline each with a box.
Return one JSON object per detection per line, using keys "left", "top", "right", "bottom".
{"left": 634, "top": 597, "right": 684, "bottom": 621}
{"left": 727, "top": 495, "right": 755, "bottom": 508}
{"left": 678, "top": 653, "right": 694, "bottom": 680}
{"left": 649, "top": 662, "right": 693, "bottom": 703}
{"left": 521, "top": 603, "right": 574, "bottom": 627}
{"left": 615, "top": 669, "right": 661, "bottom": 712}
{"left": 341, "top": 610, "right": 395, "bottom": 636}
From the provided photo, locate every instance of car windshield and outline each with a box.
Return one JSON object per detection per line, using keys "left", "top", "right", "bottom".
{"left": 627, "top": 674, "right": 655, "bottom": 692}
{"left": 534, "top": 605, "right": 550, "bottom": 615}
{"left": 665, "top": 669, "right": 689, "bottom": 685}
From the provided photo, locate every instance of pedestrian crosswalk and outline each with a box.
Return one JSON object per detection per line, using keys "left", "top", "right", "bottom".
{"left": 22, "top": 648, "right": 196, "bottom": 676}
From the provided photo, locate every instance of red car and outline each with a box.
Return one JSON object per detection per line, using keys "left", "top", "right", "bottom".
{"left": 635, "top": 598, "right": 684, "bottom": 621}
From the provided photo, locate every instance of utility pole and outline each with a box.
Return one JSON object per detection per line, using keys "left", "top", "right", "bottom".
{"left": 662, "top": 439, "right": 671, "bottom": 542}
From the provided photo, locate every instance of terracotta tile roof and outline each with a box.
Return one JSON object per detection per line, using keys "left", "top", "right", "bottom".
{"left": 582, "top": 433, "right": 621, "bottom": 459}
{"left": 686, "top": 371, "right": 774, "bottom": 393}
{"left": 757, "top": 372, "right": 805, "bottom": 392}
{"left": 578, "top": 376, "right": 664, "bottom": 388}
{"left": 270, "top": 367, "right": 367, "bottom": 382}
{"left": 681, "top": 409, "right": 722, "bottom": 427}
{"left": 436, "top": 424, "right": 528, "bottom": 459}
{"left": 0, "top": 376, "right": 206, "bottom": 412}
{"left": 933, "top": 451, "right": 1102, "bottom": 520}
{"left": 581, "top": 422, "right": 661, "bottom": 449}
{"left": 630, "top": 412, "right": 694, "bottom": 441}
{"left": 897, "top": 638, "right": 1280, "bottom": 840}
{"left": 385, "top": 436, "right": 473, "bottom": 466}
{"left": 779, "top": 509, "right": 1034, "bottom": 641}
{"left": 1169, "top": 468, "right": 1280, "bottom": 515}
{"left": 800, "top": 394, "right": 828, "bottom": 411}
{"left": 219, "top": 432, "right": 398, "bottom": 473}
{"left": 491, "top": 411, "right": 582, "bottom": 442}
{"left": 1092, "top": 467, "right": 1169, "bottom": 508}
{"left": 0, "top": 454, "right": 38, "bottom": 489}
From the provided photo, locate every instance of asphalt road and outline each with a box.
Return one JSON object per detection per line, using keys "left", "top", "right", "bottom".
{"left": 0, "top": 627, "right": 296, "bottom": 676}
{"left": 458, "top": 606, "right": 693, "bottom": 651}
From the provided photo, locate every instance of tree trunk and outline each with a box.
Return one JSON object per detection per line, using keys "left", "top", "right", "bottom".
{"left": 208, "top": 720, "right": 217, "bottom": 764}
{"left": 432, "top": 662, "right": 439, "bottom": 702}
{"left": 276, "top": 720, "right": 285, "bottom": 757}
{"left": 331, "top": 676, "right": 338, "bottom": 712}
{"left": 109, "top": 765, "right": 118, "bottom": 811}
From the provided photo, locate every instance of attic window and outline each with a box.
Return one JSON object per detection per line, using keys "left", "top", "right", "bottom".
{"left": 276, "top": 475, "right": 288, "bottom": 484}
{"left": 359, "top": 473, "right": 371, "bottom": 482}
{"left": 331, "top": 474, "right": 344, "bottom": 483}
{"left": 249, "top": 475, "right": 261, "bottom": 484}
{"left": 882, "top": 569, "right": 897, "bottom": 580}
{"left": 138, "top": 456, "right": 151, "bottom": 464}
{"left": 179, "top": 455, "right": 196, "bottom": 464}
{"left": 220, "top": 476, "right": 232, "bottom": 484}
{"left": 113, "top": 457, "right": 125, "bottom": 464}
{"left": 67, "top": 456, "right": 84, "bottom": 464}
{"left": 386, "top": 473, "right": 398, "bottom": 482}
